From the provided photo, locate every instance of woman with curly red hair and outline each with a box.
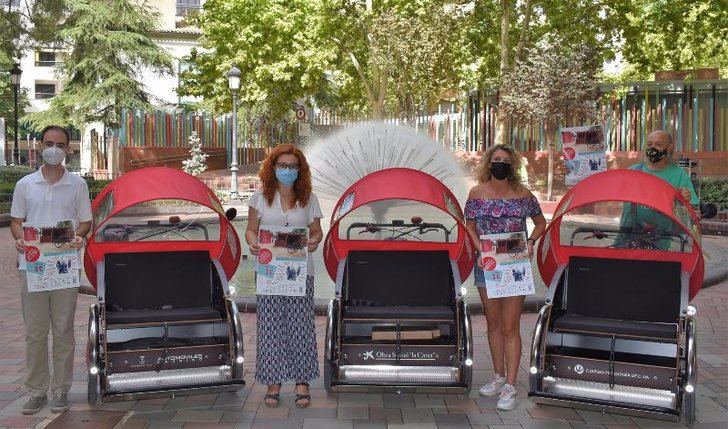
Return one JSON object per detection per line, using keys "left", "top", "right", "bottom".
{"left": 245, "top": 144, "right": 323, "bottom": 409}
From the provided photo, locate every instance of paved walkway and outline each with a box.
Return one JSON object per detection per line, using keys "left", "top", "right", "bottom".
{"left": 0, "top": 227, "right": 727, "bottom": 428}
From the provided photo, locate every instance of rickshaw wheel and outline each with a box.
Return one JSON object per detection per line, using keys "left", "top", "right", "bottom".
{"left": 683, "top": 315, "right": 697, "bottom": 425}
{"left": 87, "top": 304, "right": 101, "bottom": 405}
{"left": 459, "top": 300, "right": 473, "bottom": 392}
{"left": 324, "top": 299, "right": 338, "bottom": 393}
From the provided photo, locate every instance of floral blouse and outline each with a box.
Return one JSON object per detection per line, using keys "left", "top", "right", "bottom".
{"left": 464, "top": 196, "right": 542, "bottom": 236}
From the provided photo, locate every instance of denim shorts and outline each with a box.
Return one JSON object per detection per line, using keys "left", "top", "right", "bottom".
{"left": 473, "top": 266, "right": 486, "bottom": 287}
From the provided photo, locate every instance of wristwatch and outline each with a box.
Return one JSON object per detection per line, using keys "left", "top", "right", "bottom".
{"left": 527, "top": 237, "right": 536, "bottom": 245}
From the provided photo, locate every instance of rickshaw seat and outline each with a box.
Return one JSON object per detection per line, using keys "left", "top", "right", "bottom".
{"left": 554, "top": 256, "right": 681, "bottom": 340}
{"left": 105, "top": 307, "right": 223, "bottom": 325}
{"left": 553, "top": 314, "right": 677, "bottom": 339}
{"left": 104, "top": 251, "right": 221, "bottom": 325}
{"left": 343, "top": 305, "right": 454, "bottom": 320}
{"left": 344, "top": 250, "right": 454, "bottom": 307}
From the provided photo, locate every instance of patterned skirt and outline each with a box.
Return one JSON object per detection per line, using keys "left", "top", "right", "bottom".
{"left": 255, "top": 276, "right": 319, "bottom": 385}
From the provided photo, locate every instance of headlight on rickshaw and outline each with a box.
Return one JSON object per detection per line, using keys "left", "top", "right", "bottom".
{"left": 460, "top": 286, "right": 467, "bottom": 296}
{"left": 530, "top": 366, "right": 538, "bottom": 375}
{"left": 465, "top": 358, "right": 473, "bottom": 366}
{"left": 236, "top": 356, "right": 244, "bottom": 364}
{"left": 686, "top": 305, "right": 697, "bottom": 316}
{"left": 89, "top": 366, "right": 99, "bottom": 375}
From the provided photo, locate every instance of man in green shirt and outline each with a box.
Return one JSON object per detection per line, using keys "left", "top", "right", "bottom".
{"left": 618, "top": 130, "right": 697, "bottom": 250}
{"left": 629, "top": 130, "right": 698, "bottom": 205}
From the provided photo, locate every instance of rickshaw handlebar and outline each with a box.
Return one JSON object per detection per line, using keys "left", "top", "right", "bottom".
{"left": 346, "top": 222, "right": 449, "bottom": 240}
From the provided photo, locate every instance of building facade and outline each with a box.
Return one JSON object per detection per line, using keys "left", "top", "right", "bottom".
{"left": 13, "top": 0, "right": 203, "bottom": 174}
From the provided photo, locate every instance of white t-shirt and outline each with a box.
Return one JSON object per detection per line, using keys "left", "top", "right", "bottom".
{"left": 248, "top": 189, "right": 323, "bottom": 276}
{"left": 11, "top": 167, "right": 93, "bottom": 270}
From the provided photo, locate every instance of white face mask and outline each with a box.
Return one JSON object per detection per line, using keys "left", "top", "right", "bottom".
{"left": 41, "top": 146, "right": 66, "bottom": 166}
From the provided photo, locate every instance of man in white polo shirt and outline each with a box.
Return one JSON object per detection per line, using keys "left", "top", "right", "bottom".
{"left": 10, "top": 126, "right": 92, "bottom": 414}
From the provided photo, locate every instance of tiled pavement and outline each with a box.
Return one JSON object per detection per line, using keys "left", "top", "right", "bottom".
{"left": 0, "top": 227, "right": 727, "bottom": 428}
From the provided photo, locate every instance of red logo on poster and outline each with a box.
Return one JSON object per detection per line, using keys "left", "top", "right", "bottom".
{"left": 563, "top": 147, "right": 576, "bottom": 160}
{"left": 482, "top": 257, "right": 496, "bottom": 271}
{"left": 257, "top": 249, "right": 273, "bottom": 265}
{"left": 25, "top": 246, "right": 41, "bottom": 263}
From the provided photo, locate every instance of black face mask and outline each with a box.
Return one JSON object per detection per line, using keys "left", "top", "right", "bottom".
{"left": 490, "top": 162, "right": 511, "bottom": 181}
{"left": 646, "top": 147, "right": 668, "bottom": 163}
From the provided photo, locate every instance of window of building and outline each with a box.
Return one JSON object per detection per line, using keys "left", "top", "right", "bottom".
{"left": 35, "top": 83, "right": 56, "bottom": 99}
{"left": 176, "top": 0, "right": 200, "bottom": 16}
{"left": 36, "top": 51, "right": 58, "bottom": 67}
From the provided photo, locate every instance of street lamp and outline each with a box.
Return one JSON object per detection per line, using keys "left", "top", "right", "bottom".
{"left": 9, "top": 63, "right": 22, "bottom": 165}
{"left": 227, "top": 66, "right": 241, "bottom": 200}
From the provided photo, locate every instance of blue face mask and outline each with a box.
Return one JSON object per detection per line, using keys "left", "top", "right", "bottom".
{"left": 275, "top": 168, "right": 298, "bottom": 186}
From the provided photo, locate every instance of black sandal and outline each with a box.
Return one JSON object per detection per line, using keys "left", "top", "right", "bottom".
{"left": 264, "top": 384, "right": 281, "bottom": 408}
{"left": 294, "top": 382, "right": 310, "bottom": 408}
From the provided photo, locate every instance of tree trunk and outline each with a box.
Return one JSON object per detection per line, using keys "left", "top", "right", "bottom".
{"left": 499, "top": 0, "right": 511, "bottom": 74}
{"left": 495, "top": 0, "right": 511, "bottom": 145}
{"left": 514, "top": 0, "right": 533, "bottom": 64}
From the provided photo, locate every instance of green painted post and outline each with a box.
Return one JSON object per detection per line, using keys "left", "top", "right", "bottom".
{"left": 677, "top": 93, "right": 683, "bottom": 151}
{"left": 692, "top": 86, "right": 698, "bottom": 152}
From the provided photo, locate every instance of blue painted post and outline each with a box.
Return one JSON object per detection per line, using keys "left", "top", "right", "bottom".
{"left": 120, "top": 110, "right": 127, "bottom": 147}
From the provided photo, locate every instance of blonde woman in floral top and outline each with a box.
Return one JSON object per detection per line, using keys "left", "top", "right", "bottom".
{"left": 464, "top": 144, "right": 546, "bottom": 411}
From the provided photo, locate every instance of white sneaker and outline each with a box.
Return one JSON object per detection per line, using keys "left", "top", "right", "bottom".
{"left": 478, "top": 373, "right": 506, "bottom": 396}
{"left": 497, "top": 383, "right": 518, "bottom": 410}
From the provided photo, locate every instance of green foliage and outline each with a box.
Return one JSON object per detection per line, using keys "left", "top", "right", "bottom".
{"left": 620, "top": 0, "right": 728, "bottom": 77}
{"left": 182, "top": 0, "right": 469, "bottom": 118}
{"left": 84, "top": 177, "right": 112, "bottom": 195}
{"left": 700, "top": 178, "right": 728, "bottom": 210}
{"left": 500, "top": 40, "right": 599, "bottom": 138}
{"left": 180, "top": 0, "right": 334, "bottom": 118}
{"left": 319, "top": 0, "right": 469, "bottom": 117}
{"left": 464, "top": 0, "right": 629, "bottom": 86}
{"left": 0, "top": 51, "right": 32, "bottom": 142}
{"left": 0, "top": 0, "right": 67, "bottom": 60}
{"left": 25, "top": 0, "right": 174, "bottom": 130}
{"left": 0, "top": 165, "right": 35, "bottom": 184}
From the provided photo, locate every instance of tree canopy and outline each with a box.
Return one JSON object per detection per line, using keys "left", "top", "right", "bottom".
{"left": 620, "top": 0, "right": 728, "bottom": 76}
{"left": 25, "top": 0, "right": 174, "bottom": 129}
{"left": 179, "top": 0, "right": 335, "bottom": 118}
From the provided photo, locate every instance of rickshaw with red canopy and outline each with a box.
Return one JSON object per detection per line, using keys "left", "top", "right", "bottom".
{"left": 530, "top": 169, "right": 703, "bottom": 424}
{"left": 322, "top": 168, "right": 476, "bottom": 392}
{"left": 84, "top": 167, "right": 245, "bottom": 403}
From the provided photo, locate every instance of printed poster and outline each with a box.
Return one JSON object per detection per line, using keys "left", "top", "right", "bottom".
{"left": 23, "top": 220, "right": 80, "bottom": 293}
{"left": 562, "top": 125, "right": 606, "bottom": 186}
{"left": 480, "top": 231, "right": 535, "bottom": 299}
{"left": 256, "top": 226, "right": 308, "bottom": 296}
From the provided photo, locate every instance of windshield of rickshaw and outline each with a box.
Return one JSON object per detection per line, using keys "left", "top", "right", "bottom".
{"left": 337, "top": 199, "right": 459, "bottom": 243}
{"left": 558, "top": 200, "right": 694, "bottom": 253}
{"left": 93, "top": 199, "right": 222, "bottom": 242}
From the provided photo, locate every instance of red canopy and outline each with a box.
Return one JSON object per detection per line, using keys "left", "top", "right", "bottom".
{"left": 323, "top": 168, "right": 476, "bottom": 282}
{"left": 537, "top": 169, "right": 704, "bottom": 300}
{"left": 84, "top": 167, "right": 241, "bottom": 289}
